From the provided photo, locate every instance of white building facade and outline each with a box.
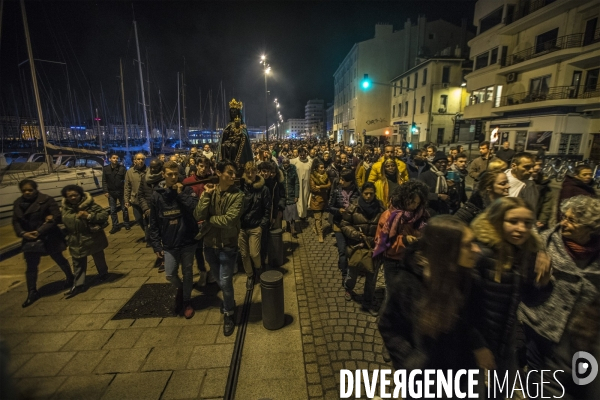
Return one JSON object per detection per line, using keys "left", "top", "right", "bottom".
{"left": 333, "top": 18, "right": 471, "bottom": 145}
{"left": 305, "top": 99, "right": 325, "bottom": 138}
{"left": 464, "top": 0, "right": 600, "bottom": 161}
{"left": 281, "top": 118, "right": 306, "bottom": 138}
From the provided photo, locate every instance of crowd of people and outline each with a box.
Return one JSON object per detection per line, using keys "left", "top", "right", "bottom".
{"left": 11, "top": 138, "right": 600, "bottom": 397}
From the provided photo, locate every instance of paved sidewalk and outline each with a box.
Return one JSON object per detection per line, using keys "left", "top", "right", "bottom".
{"left": 0, "top": 226, "right": 245, "bottom": 400}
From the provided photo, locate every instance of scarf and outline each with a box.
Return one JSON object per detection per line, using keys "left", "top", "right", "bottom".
{"left": 429, "top": 165, "right": 448, "bottom": 194}
{"left": 373, "top": 207, "right": 427, "bottom": 257}
{"left": 312, "top": 171, "right": 329, "bottom": 186}
{"left": 562, "top": 236, "right": 600, "bottom": 260}
{"left": 358, "top": 197, "right": 380, "bottom": 220}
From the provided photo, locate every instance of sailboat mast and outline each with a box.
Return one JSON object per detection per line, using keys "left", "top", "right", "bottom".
{"left": 159, "top": 89, "right": 164, "bottom": 150}
{"left": 177, "top": 72, "right": 181, "bottom": 149}
{"left": 120, "top": 59, "right": 129, "bottom": 153}
{"left": 182, "top": 57, "right": 187, "bottom": 145}
{"left": 133, "top": 20, "right": 151, "bottom": 155}
{"left": 20, "top": 0, "right": 52, "bottom": 171}
{"left": 146, "top": 49, "right": 153, "bottom": 140}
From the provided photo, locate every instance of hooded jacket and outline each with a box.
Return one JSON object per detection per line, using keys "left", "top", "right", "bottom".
{"left": 194, "top": 185, "right": 244, "bottom": 248}
{"left": 309, "top": 171, "right": 331, "bottom": 211}
{"left": 61, "top": 192, "right": 109, "bottom": 258}
{"left": 470, "top": 213, "right": 550, "bottom": 359}
{"left": 405, "top": 157, "right": 430, "bottom": 180}
{"left": 557, "top": 175, "right": 597, "bottom": 219}
{"left": 239, "top": 173, "right": 271, "bottom": 229}
{"left": 340, "top": 198, "right": 385, "bottom": 247}
{"left": 265, "top": 168, "right": 286, "bottom": 220}
{"left": 368, "top": 158, "right": 409, "bottom": 184}
{"left": 148, "top": 185, "right": 199, "bottom": 252}
{"left": 327, "top": 182, "right": 359, "bottom": 226}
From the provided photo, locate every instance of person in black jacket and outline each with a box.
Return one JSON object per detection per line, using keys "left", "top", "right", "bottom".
{"left": 139, "top": 159, "right": 166, "bottom": 271}
{"left": 418, "top": 151, "right": 454, "bottom": 215}
{"left": 258, "top": 161, "right": 285, "bottom": 268}
{"left": 13, "top": 179, "right": 74, "bottom": 307}
{"left": 148, "top": 161, "right": 199, "bottom": 319}
{"left": 239, "top": 162, "right": 271, "bottom": 290}
{"left": 379, "top": 215, "right": 487, "bottom": 384}
{"left": 102, "top": 154, "right": 130, "bottom": 234}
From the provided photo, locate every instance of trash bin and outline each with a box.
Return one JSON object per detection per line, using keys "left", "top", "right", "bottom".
{"left": 260, "top": 270, "right": 284, "bottom": 330}
{"left": 268, "top": 228, "right": 284, "bottom": 268}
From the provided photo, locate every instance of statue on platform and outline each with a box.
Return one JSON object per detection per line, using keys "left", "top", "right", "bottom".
{"left": 218, "top": 99, "right": 253, "bottom": 171}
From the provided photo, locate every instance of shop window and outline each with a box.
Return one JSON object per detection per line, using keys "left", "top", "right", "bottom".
{"left": 558, "top": 134, "right": 582, "bottom": 155}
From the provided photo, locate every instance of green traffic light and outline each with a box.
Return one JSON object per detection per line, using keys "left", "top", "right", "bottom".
{"left": 362, "top": 80, "right": 370, "bottom": 89}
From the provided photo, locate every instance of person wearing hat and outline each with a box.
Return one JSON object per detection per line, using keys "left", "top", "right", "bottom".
{"left": 417, "top": 151, "right": 456, "bottom": 215}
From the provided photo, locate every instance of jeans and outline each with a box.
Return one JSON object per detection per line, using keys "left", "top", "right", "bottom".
{"left": 24, "top": 251, "right": 73, "bottom": 292}
{"left": 72, "top": 251, "right": 108, "bottom": 287}
{"left": 132, "top": 204, "right": 148, "bottom": 239}
{"left": 238, "top": 226, "right": 262, "bottom": 277}
{"left": 344, "top": 262, "right": 380, "bottom": 307}
{"left": 194, "top": 239, "right": 206, "bottom": 273}
{"left": 334, "top": 231, "right": 348, "bottom": 276}
{"left": 164, "top": 244, "right": 196, "bottom": 302}
{"left": 108, "top": 194, "right": 129, "bottom": 228}
{"left": 204, "top": 246, "right": 237, "bottom": 315}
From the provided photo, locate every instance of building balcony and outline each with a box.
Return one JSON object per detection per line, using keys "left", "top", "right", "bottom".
{"left": 495, "top": 85, "right": 600, "bottom": 109}
{"left": 502, "top": 33, "right": 583, "bottom": 67}
{"left": 499, "top": 0, "right": 588, "bottom": 35}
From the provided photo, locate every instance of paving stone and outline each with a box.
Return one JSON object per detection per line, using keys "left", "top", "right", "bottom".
{"left": 53, "top": 374, "right": 114, "bottom": 400}
{"left": 12, "top": 331, "right": 77, "bottom": 353}
{"left": 14, "top": 376, "right": 68, "bottom": 399}
{"left": 95, "top": 348, "right": 151, "bottom": 373}
{"left": 26, "top": 315, "right": 79, "bottom": 332}
{"left": 161, "top": 369, "right": 206, "bottom": 399}
{"left": 102, "top": 328, "right": 144, "bottom": 349}
{"left": 101, "top": 371, "right": 171, "bottom": 400}
{"left": 187, "top": 344, "right": 233, "bottom": 369}
{"left": 133, "top": 326, "right": 181, "bottom": 347}
{"left": 5, "top": 352, "right": 35, "bottom": 376}
{"left": 92, "top": 299, "right": 128, "bottom": 314}
{"left": 198, "top": 367, "right": 228, "bottom": 398}
{"left": 141, "top": 346, "right": 194, "bottom": 371}
{"left": 176, "top": 324, "right": 219, "bottom": 345}
{"left": 307, "top": 384, "right": 323, "bottom": 397}
{"left": 22, "top": 301, "right": 68, "bottom": 316}
{"left": 61, "top": 330, "right": 114, "bottom": 351}
{"left": 131, "top": 318, "right": 163, "bottom": 328}
{"left": 60, "top": 300, "right": 103, "bottom": 315}
{"left": 58, "top": 350, "right": 109, "bottom": 375}
{"left": 94, "top": 287, "right": 139, "bottom": 300}
{"left": 102, "top": 319, "right": 134, "bottom": 330}
{"left": 65, "top": 313, "right": 114, "bottom": 331}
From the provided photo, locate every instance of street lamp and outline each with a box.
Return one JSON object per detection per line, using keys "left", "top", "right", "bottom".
{"left": 260, "top": 55, "right": 271, "bottom": 141}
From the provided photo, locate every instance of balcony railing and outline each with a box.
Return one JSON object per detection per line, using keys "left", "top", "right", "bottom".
{"left": 502, "top": 33, "right": 582, "bottom": 67}
{"left": 495, "top": 85, "right": 600, "bottom": 107}
{"left": 506, "top": 0, "right": 557, "bottom": 25}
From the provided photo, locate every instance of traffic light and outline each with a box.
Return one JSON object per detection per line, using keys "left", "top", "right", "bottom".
{"left": 407, "top": 142, "right": 413, "bottom": 149}
{"left": 411, "top": 122, "right": 418, "bottom": 134}
{"left": 361, "top": 74, "right": 371, "bottom": 89}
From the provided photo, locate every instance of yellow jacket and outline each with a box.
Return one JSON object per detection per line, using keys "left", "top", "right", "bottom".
{"left": 368, "top": 159, "right": 408, "bottom": 208}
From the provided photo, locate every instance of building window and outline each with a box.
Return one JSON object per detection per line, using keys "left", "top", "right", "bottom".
{"left": 558, "top": 134, "right": 582, "bottom": 155}
{"left": 535, "top": 28, "right": 559, "bottom": 54}
{"left": 393, "top": 84, "right": 397, "bottom": 97}
{"left": 442, "top": 66, "right": 450, "bottom": 83}
{"left": 404, "top": 101, "right": 408, "bottom": 116}
{"left": 392, "top": 105, "right": 396, "bottom": 118}
{"left": 479, "top": 6, "right": 503, "bottom": 34}
{"left": 423, "top": 68, "right": 427, "bottom": 85}
{"left": 475, "top": 52, "right": 489, "bottom": 70}
{"left": 440, "top": 95, "right": 448, "bottom": 108}
{"left": 407, "top": 76, "right": 410, "bottom": 89}
{"left": 414, "top": 73, "right": 418, "bottom": 89}
{"left": 585, "top": 68, "right": 599, "bottom": 92}
{"left": 470, "top": 88, "right": 486, "bottom": 105}
{"left": 485, "top": 86, "right": 494, "bottom": 102}
{"left": 490, "top": 48, "right": 499, "bottom": 64}
{"left": 529, "top": 75, "right": 551, "bottom": 98}
{"left": 494, "top": 85, "right": 503, "bottom": 107}
{"left": 420, "top": 96, "right": 426, "bottom": 113}
{"left": 400, "top": 79, "right": 403, "bottom": 94}
{"left": 398, "top": 103, "right": 402, "bottom": 117}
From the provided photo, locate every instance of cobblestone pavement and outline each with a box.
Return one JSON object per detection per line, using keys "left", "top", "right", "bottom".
{"left": 292, "top": 217, "right": 390, "bottom": 400}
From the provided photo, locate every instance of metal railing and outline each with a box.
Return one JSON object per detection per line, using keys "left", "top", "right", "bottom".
{"left": 503, "top": 33, "right": 582, "bottom": 67}
{"left": 495, "top": 85, "right": 600, "bottom": 107}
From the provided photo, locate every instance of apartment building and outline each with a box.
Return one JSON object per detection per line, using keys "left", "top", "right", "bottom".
{"left": 281, "top": 118, "right": 306, "bottom": 138}
{"left": 463, "top": 0, "right": 600, "bottom": 161}
{"left": 305, "top": 99, "right": 325, "bottom": 138}
{"left": 333, "top": 18, "right": 471, "bottom": 145}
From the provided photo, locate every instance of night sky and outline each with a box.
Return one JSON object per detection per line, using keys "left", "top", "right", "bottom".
{"left": 0, "top": 0, "right": 476, "bottom": 130}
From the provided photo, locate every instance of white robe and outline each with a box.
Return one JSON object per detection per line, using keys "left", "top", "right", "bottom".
{"left": 294, "top": 157, "right": 312, "bottom": 218}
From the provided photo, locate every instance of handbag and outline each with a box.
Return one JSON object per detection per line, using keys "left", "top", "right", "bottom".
{"left": 22, "top": 239, "right": 47, "bottom": 254}
{"left": 347, "top": 244, "right": 374, "bottom": 273}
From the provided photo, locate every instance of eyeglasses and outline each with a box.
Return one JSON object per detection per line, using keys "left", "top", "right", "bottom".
{"left": 560, "top": 214, "right": 581, "bottom": 226}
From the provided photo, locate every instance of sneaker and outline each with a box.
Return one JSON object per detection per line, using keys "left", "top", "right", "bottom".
{"left": 158, "top": 262, "right": 165, "bottom": 273}
{"left": 63, "top": 277, "right": 74, "bottom": 289}
{"left": 174, "top": 288, "right": 183, "bottom": 315}
{"left": 124, "top": 224, "right": 131, "bottom": 230}
{"left": 97, "top": 273, "right": 109, "bottom": 283}
{"left": 109, "top": 227, "right": 120, "bottom": 234}
{"left": 246, "top": 276, "right": 254, "bottom": 291}
{"left": 22, "top": 290, "right": 40, "bottom": 308}
{"left": 344, "top": 291, "right": 353, "bottom": 302}
{"left": 183, "top": 303, "right": 195, "bottom": 319}
{"left": 223, "top": 314, "right": 235, "bottom": 336}
{"left": 362, "top": 304, "right": 379, "bottom": 317}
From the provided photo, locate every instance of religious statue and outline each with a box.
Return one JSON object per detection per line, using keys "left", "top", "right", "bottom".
{"left": 218, "top": 98, "right": 253, "bottom": 170}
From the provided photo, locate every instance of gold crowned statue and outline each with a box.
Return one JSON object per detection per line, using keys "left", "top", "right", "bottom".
{"left": 218, "top": 98, "right": 253, "bottom": 170}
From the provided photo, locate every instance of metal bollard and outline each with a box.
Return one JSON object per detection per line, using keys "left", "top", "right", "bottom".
{"left": 268, "top": 228, "right": 284, "bottom": 268}
{"left": 260, "top": 270, "right": 284, "bottom": 330}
